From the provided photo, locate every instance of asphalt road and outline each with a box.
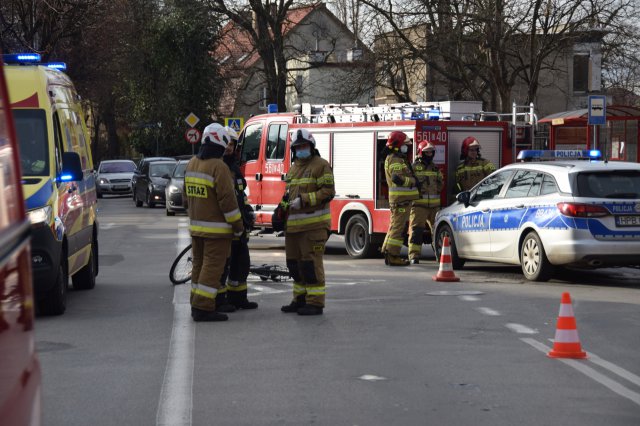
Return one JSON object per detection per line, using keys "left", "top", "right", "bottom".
{"left": 35, "top": 195, "right": 640, "bottom": 425}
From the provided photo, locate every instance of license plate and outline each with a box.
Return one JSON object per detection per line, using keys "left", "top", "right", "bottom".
{"left": 115, "top": 185, "right": 129, "bottom": 190}
{"left": 615, "top": 215, "right": 640, "bottom": 227}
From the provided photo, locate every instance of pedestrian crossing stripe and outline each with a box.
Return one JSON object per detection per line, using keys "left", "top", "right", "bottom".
{"left": 224, "top": 117, "right": 244, "bottom": 132}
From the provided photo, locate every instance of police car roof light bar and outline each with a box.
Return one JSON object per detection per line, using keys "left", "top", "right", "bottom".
{"left": 3, "top": 53, "right": 42, "bottom": 64}
{"left": 517, "top": 150, "right": 602, "bottom": 162}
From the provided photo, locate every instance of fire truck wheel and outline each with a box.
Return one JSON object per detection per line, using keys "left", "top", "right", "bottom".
{"left": 344, "top": 215, "right": 378, "bottom": 259}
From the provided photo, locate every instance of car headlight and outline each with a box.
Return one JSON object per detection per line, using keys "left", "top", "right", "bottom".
{"left": 168, "top": 185, "right": 181, "bottom": 193}
{"left": 99, "top": 178, "right": 109, "bottom": 184}
{"left": 28, "top": 205, "right": 53, "bottom": 226}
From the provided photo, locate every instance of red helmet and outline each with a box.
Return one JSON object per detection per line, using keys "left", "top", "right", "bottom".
{"left": 386, "top": 131, "right": 409, "bottom": 149}
{"left": 418, "top": 141, "right": 435, "bottom": 153}
{"left": 461, "top": 136, "right": 481, "bottom": 157}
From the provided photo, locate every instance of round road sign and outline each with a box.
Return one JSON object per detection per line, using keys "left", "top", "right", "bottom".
{"left": 185, "top": 128, "right": 201, "bottom": 144}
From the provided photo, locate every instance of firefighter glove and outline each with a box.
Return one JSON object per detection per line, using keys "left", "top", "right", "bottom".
{"left": 392, "top": 174, "right": 404, "bottom": 186}
{"left": 290, "top": 197, "right": 302, "bottom": 210}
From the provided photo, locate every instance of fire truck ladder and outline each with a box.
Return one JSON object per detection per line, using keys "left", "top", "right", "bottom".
{"left": 294, "top": 102, "right": 485, "bottom": 124}
{"left": 510, "top": 101, "right": 538, "bottom": 162}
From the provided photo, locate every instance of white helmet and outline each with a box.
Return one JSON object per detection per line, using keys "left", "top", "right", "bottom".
{"left": 201, "top": 123, "right": 229, "bottom": 148}
{"left": 291, "top": 128, "right": 316, "bottom": 148}
{"left": 224, "top": 126, "right": 239, "bottom": 142}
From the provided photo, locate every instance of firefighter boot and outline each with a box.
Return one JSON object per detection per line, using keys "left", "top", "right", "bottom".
{"left": 191, "top": 307, "right": 228, "bottom": 322}
{"left": 297, "top": 304, "right": 324, "bottom": 316}
{"left": 215, "top": 293, "right": 237, "bottom": 313}
{"left": 410, "top": 258, "right": 420, "bottom": 264}
{"left": 385, "top": 253, "right": 409, "bottom": 266}
{"left": 228, "top": 290, "right": 258, "bottom": 310}
{"left": 281, "top": 295, "right": 305, "bottom": 313}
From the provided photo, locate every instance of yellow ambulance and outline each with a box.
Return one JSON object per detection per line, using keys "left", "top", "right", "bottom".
{"left": 5, "top": 53, "right": 99, "bottom": 315}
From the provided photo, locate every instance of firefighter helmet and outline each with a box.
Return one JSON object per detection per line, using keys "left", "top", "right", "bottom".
{"left": 460, "top": 136, "right": 481, "bottom": 157}
{"left": 386, "top": 131, "right": 409, "bottom": 149}
{"left": 291, "top": 128, "right": 316, "bottom": 148}
{"left": 418, "top": 141, "right": 435, "bottom": 153}
{"left": 202, "top": 123, "right": 230, "bottom": 148}
{"left": 224, "top": 126, "right": 239, "bottom": 143}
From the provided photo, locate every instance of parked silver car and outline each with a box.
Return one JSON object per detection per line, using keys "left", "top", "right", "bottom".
{"left": 433, "top": 150, "right": 640, "bottom": 281}
{"left": 96, "top": 159, "right": 136, "bottom": 198}
{"left": 165, "top": 159, "right": 189, "bottom": 216}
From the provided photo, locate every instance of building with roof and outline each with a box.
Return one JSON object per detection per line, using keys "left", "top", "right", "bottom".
{"left": 214, "top": 3, "right": 374, "bottom": 121}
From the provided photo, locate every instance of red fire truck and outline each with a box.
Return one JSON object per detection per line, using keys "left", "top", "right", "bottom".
{"left": 237, "top": 102, "right": 524, "bottom": 258}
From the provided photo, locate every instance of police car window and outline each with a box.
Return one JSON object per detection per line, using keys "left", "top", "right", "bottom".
{"left": 577, "top": 171, "right": 640, "bottom": 198}
{"left": 528, "top": 173, "right": 543, "bottom": 196}
{"left": 540, "top": 174, "right": 558, "bottom": 195}
{"left": 473, "top": 170, "right": 513, "bottom": 202}
{"left": 239, "top": 123, "right": 262, "bottom": 162}
{"left": 505, "top": 171, "right": 538, "bottom": 198}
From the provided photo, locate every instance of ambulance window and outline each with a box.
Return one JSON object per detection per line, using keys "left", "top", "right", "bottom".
{"left": 505, "top": 171, "right": 538, "bottom": 198}
{"left": 239, "top": 123, "right": 262, "bottom": 163}
{"left": 53, "top": 111, "right": 64, "bottom": 175}
{"left": 266, "top": 124, "right": 287, "bottom": 160}
{"left": 13, "top": 109, "right": 50, "bottom": 176}
{"left": 473, "top": 170, "right": 513, "bottom": 201}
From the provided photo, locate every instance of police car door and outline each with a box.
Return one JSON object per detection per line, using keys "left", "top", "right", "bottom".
{"left": 458, "top": 171, "right": 513, "bottom": 257}
{"left": 489, "top": 170, "right": 540, "bottom": 259}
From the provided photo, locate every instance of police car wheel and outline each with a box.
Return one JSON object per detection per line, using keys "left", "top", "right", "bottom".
{"left": 520, "top": 232, "right": 554, "bottom": 282}
{"left": 435, "top": 224, "right": 465, "bottom": 270}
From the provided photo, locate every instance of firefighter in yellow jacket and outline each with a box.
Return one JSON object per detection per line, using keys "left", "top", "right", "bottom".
{"left": 280, "top": 129, "right": 335, "bottom": 316}
{"left": 408, "top": 141, "right": 443, "bottom": 264}
{"left": 382, "top": 131, "right": 419, "bottom": 266}
{"left": 455, "top": 137, "right": 496, "bottom": 192}
{"left": 184, "top": 123, "right": 244, "bottom": 322}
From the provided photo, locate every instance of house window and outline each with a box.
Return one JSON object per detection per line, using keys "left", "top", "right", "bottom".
{"left": 573, "top": 54, "right": 589, "bottom": 92}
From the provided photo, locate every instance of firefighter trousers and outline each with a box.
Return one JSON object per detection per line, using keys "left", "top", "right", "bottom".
{"left": 285, "top": 228, "right": 329, "bottom": 307}
{"left": 222, "top": 237, "right": 251, "bottom": 302}
{"left": 190, "top": 236, "right": 232, "bottom": 311}
{"left": 382, "top": 202, "right": 411, "bottom": 256}
{"left": 408, "top": 205, "right": 439, "bottom": 260}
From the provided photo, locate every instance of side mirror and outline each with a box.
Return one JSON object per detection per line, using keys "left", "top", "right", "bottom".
{"left": 59, "top": 152, "right": 83, "bottom": 182}
{"left": 456, "top": 191, "right": 471, "bottom": 208}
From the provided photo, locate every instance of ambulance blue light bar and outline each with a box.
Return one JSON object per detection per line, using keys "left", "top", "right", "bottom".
{"left": 517, "top": 150, "right": 602, "bottom": 161}
{"left": 46, "top": 62, "right": 67, "bottom": 70}
{"left": 3, "top": 53, "right": 41, "bottom": 63}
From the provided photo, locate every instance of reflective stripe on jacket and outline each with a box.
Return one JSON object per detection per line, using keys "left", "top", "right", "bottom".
{"left": 385, "top": 153, "right": 419, "bottom": 203}
{"left": 455, "top": 158, "right": 496, "bottom": 192}
{"left": 285, "top": 155, "right": 335, "bottom": 233}
{"left": 184, "top": 157, "right": 243, "bottom": 238}
{"left": 412, "top": 159, "right": 443, "bottom": 207}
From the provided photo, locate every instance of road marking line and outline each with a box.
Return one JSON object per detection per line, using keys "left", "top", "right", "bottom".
{"left": 459, "top": 295, "right": 481, "bottom": 301}
{"left": 505, "top": 323, "right": 538, "bottom": 334}
{"left": 157, "top": 226, "right": 194, "bottom": 426}
{"left": 476, "top": 307, "right": 501, "bottom": 316}
{"left": 521, "top": 338, "right": 640, "bottom": 407}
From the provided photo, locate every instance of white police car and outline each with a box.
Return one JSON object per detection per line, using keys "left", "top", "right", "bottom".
{"left": 433, "top": 150, "right": 640, "bottom": 281}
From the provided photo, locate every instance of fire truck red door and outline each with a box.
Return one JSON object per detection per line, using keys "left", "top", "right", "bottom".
{"left": 260, "top": 123, "right": 288, "bottom": 216}
{"left": 238, "top": 121, "right": 263, "bottom": 220}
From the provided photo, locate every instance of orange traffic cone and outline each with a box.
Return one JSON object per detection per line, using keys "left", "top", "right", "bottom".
{"left": 548, "top": 292, "right": 587, "bottom": 359}
{"left": 432, "top": 236, "right": 460, "bottom": 282}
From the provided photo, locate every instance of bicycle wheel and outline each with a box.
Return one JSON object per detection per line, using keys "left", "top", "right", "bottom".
{"left": 170, "top": 244, "right": 192, "bottom": 285}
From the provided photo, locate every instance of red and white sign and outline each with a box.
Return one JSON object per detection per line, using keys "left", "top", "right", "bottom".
{"left": 184, "top": 128, "right": 201, "bottom": 144}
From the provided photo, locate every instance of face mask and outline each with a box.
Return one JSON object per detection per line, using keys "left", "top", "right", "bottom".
{"left": 400, "top": 145, "right": 408, "bottom": 154}
{"left": 296, "top": 147, "right": 311, "bottom": 159}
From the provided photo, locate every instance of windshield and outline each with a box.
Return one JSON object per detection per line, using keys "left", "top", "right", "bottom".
{"left": 100, "top": 161, "right": 136, "bottom": 173}
{"left": 14, "top": 109, "right": 49, "bottom": 176}
{"left": 173, "top": 162, "right": 188, "bottom": 178}
{"left": 576, "top": 171, "right": 640, "bottom": 199}
{"left": 150, "top": 162, "right": 176, "bottom": 177}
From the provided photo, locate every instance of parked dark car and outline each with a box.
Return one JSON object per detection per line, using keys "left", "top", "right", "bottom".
{"left": 132, "top": 159, "right": 177, "bottom": 208}
{"left": 165, "top": 159, "right": 189, "bottom": 216}
{"left": 96, "top": 159, "right": 136, "bottom": 198}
